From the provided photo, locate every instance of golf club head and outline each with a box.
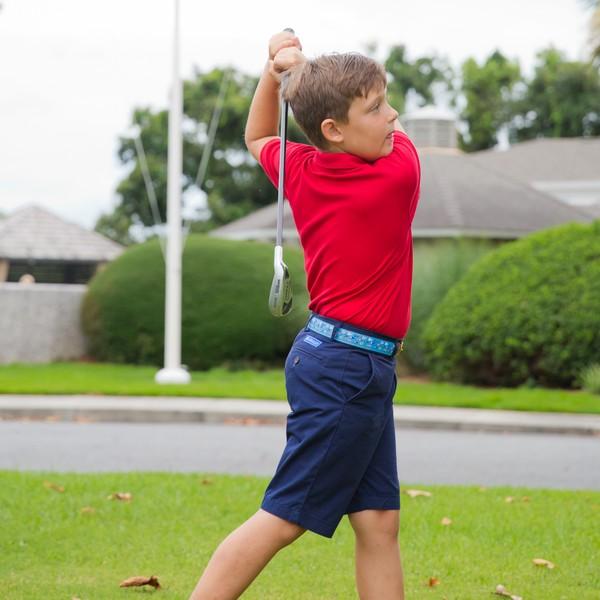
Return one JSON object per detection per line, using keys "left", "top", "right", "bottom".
{"left": 269, "top": 246, "right": 293, "bottom": 317}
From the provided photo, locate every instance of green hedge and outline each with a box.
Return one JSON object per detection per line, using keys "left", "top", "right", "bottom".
{"left": 82, "top": 235, "right": 309, "bottom": 370}
{"left": 422, "top": 222, "right": 600, "bottom": 387}
{"left": 404, "top": 239, "right": 495, "bottom": 370}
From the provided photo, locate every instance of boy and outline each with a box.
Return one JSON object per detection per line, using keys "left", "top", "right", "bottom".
{"left": 189, "top": 30, "right": 420, "bottom": 600}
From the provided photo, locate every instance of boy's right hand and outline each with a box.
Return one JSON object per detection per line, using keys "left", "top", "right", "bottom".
{"left": 268, "top": 30, "right": 302, "bottom": 61}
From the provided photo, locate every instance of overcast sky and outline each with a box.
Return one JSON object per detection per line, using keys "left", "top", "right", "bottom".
{"left": 0, "top": 0, "right": 592, "bottom": 229}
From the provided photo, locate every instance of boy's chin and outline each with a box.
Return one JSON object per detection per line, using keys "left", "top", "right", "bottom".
{"left": 350, "top": 145, "right": 392, "bottom": 161}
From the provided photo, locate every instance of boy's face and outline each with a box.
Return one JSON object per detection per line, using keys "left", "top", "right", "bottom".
{"left": 331, "top": 85, "right": 398, "bottom": 161}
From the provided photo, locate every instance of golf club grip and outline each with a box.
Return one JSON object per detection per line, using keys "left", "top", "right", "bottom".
{"left": 283, "top": 27, "right": 295, "bottom": 34}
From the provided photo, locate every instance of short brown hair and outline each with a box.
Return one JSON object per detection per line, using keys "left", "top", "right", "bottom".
{"left": 282, "top": 53, "right": 387, "bottom": 149}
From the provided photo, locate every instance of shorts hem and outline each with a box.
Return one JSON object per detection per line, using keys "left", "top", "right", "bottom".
{"left": 260, "top": 498, "right": 339, "bottom": 539}
{"left": 346, "top": 494, "right": 401, "bottom": 515}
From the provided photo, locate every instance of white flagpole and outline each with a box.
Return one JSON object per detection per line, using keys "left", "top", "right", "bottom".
{"left": 155, "top": 0, "right": 190, "bottom": 384}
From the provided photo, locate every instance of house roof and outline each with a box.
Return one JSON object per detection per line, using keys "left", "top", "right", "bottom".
{"left": 413, "top": 149, "right": 593, "bottom": 238}
{"left": 210, "top": 201, "right": 299, "bottom": 241}
{"left": 472, "top": 137, "right": 600, "bottom": 182}
{"left": 0, "top": 205, "right": 124, "bottom": 262}
{"left": 210, "top": 149, "right": 593, "bottom": 242}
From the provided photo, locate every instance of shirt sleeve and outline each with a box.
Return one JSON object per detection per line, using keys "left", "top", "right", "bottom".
{"left": 390, "top": 131, "right": 421, "bottom": 217}
{"left": 392, "top": 131, "right": 420, "bottom": 168}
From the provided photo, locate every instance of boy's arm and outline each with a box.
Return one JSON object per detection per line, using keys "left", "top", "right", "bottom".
{"left": 244, "top": 61, "right": 281, "bottom": 162}
{"left": 245, "top": 32, "right": 304, "bottom": 162}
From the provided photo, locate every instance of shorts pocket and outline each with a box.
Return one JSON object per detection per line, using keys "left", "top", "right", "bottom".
{"left": 338, "top": 350, "right": 375, "bottom": 403}
{"left": 292, "top": 345, "right": 325, "bottom": 361}
{"left": 284, "top": 346, "right": 326, "bottom": 413}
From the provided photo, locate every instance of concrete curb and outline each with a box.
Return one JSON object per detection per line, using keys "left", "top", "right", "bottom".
{"left": 1, "top": 395, "right": 600, "bottom": 436}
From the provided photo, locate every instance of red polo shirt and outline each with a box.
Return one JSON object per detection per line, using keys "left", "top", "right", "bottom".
{"left": 260, "top": 131, "right": 420, "bottom": 339}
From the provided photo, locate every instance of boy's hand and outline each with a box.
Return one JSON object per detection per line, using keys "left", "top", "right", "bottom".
{"left": 270, "top": 46, "right": 306, "bottom": 80}
{"left": 268, "top": 31, "right": 302, "bottom": 61}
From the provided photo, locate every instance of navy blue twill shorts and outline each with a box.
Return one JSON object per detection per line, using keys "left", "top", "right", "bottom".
{"left": 261, "top": 321, "right": 401, "bottom": 538}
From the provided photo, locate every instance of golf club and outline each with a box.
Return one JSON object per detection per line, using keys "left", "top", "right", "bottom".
{"left": 268, "top": 28, "right": 295, "bottom": 317}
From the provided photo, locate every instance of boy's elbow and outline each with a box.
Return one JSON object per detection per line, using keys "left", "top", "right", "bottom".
{"left": 243, "top": 124, "right": 251, "bottom": 148}
{"left": 244, "top": 126, "right": 255, "bottom": 155}
{"left": 245, "top": 135, "right": 261, "bottom": 162}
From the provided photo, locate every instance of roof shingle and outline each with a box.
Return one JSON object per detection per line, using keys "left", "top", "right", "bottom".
{"left": 0, "top": 205, "right": 123, "bottom": 261}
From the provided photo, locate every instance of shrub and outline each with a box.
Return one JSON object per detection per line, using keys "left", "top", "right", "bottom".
{"left": 422, "top": 221, "right": 600, "bottom": 387}
{"left": 82, "top": 235, "right": 309, "bottom": 370}
{"left": 405, "top": 239, "right": 495, "bottom": 370}
{"left": 581, "top": 364, "right": 600, "bottom": 395}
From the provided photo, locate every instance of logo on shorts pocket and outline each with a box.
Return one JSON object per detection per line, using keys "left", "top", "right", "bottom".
{"left": 302, "top": 335, "right": 322, "bottom": 348}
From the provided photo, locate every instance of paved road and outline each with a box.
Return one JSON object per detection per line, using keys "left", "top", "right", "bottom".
{"left": 1, "top": 419, "right": 598, "bottom": 490}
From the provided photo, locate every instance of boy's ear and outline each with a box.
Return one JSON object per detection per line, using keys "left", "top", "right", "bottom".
{"left": 321, "top": 118, "right": 344, "bottom": 145}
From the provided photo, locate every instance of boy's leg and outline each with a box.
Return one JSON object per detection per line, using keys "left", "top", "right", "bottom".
{"left": 188, "top": 509, "right": 306, "bottom": 600}
{"left": 348, "top": 509, "right": 404, "bottom": 600}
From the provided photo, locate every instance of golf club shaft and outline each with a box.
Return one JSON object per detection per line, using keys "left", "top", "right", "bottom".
{"left": 275, "top": 27, "right": 294, "bottom": 249}
{"left": 276, "top": 98, "right": 288, "bottom": 248}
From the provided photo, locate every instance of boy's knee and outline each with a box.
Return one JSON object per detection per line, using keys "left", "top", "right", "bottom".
{"left": 278, "top": 520, "right": 306, "bottom": 546}
{"left": 349, "top": 509, "right": 399, "bottom": 541}
{"left": 257, "top": 509, "right": 306, "bottom": 546}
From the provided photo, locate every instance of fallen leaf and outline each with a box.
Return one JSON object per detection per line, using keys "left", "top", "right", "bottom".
{"left": 200, "top": 478, "right": 213, "bottom": 486}
{"left": 505, "top": 495, "right": 530, "bottom": 503}
{"left": 107, "top": 492, "right": 132, "bottom": 502}
{"left": 427, "top": 577, "right": 441, "bottom": 587}
{"left": 119, "top": 575, "right": 161, "bottom": 589}
{"left": 494, "top": 583, "right": 523, "bottom": 600}
{"left": 80, "top": 506, "right": 96, "bottom": 514}
{"left": 404, "top": 489, "right": 432, "bottom": 498}
{"left": 533, "top": 557, "right": 555, "bottom": 569}
{"left": 479, "top": 486, "right": 488, "bottom": 492}
{"left": 43, "top": 481, "right": 65, "bottom": 493}
{"left": 440, "top": 517, "right": 452, "bottom": 526}
{"left": 72, "top": 596, "right": 82, "bottom": 600}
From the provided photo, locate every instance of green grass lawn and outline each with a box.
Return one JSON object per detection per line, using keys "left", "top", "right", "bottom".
{"left": 1, "top": 362, "right": 600, "bottom": 414}
{"left": 1, "top": 471, "right": 598, "bottom": 599}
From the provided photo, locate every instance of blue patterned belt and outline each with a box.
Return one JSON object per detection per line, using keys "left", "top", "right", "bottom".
{"left": 306, "top": 315, "right": 403, "bottom": 357}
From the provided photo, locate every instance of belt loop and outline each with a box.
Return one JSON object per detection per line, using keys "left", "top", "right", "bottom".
{"left": 390, "top": 339, "right": 402, "bottom": 357}
{"left": 330, "top": 323, "right": 339, "bottom": 340}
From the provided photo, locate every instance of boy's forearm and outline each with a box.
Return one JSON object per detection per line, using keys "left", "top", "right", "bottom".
{"left": 245, "top": 62, "right": 280, "bottom": 146}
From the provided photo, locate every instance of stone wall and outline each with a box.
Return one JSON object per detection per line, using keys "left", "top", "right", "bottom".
{"left": 0, "top": 283, "right": 87, "bottom": 364}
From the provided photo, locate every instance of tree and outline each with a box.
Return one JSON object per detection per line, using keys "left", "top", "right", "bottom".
{"left": 97, "top": 67, "right": 307, "bottom": 244}
{"left": 509, "top": 48, "right": 600, "bottom": 141}
{"left": 95, "top": 204, "right": 137, "bottom": 246}
{"left": 459, "top": 51, "right": 521, "bottom": 152}
{"left": 593, "top": 8, "right": 600, "bottom": 61}
{"left": 581, "top": 0, "right": 600, "bottom": 60}
{"left": 384, "top": 46, "right": 453, "bottom": 115}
